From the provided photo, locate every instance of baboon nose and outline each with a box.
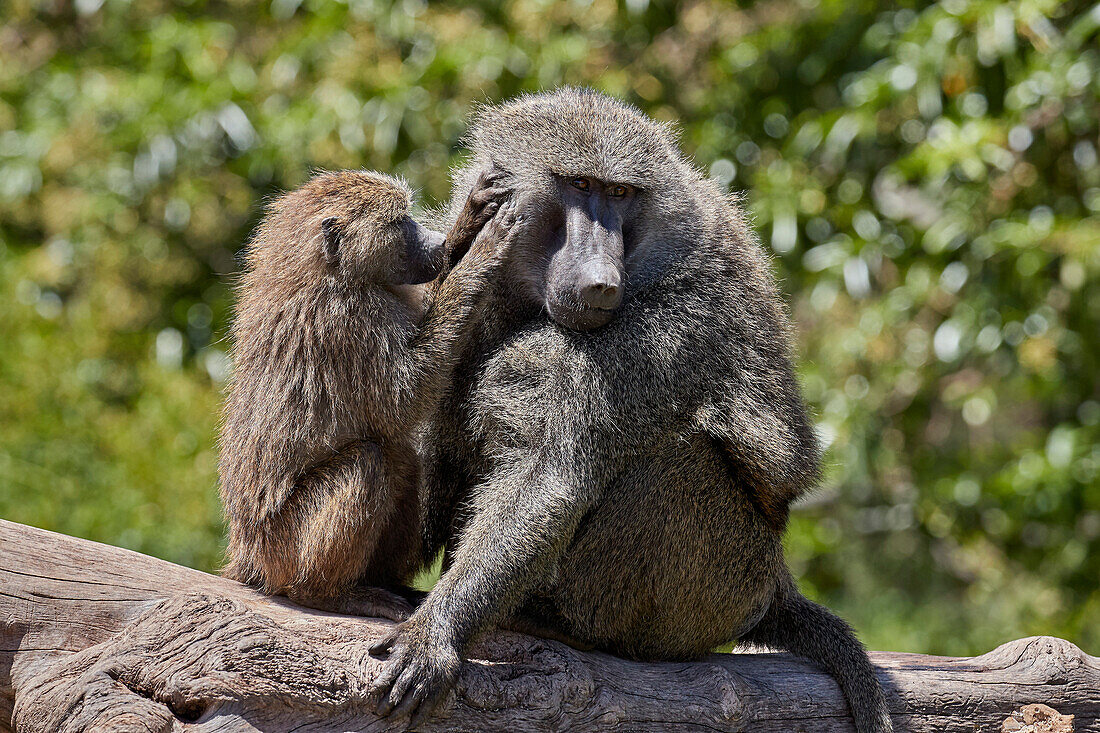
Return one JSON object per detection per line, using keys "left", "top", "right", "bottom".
{"left": 579, "top": 263, "right": 623, "bottom": 310}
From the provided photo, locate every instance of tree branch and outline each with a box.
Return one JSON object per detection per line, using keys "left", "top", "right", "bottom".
{"left": 0, "top": 519, "right": 1095, "bottom": 732}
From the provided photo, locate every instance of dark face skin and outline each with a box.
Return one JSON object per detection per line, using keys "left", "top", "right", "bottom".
{"left": 543, "top": 175, "right": 636, "bottom": 331}
{"left": 398, "top": 215, "right": 447, "bottom": 285}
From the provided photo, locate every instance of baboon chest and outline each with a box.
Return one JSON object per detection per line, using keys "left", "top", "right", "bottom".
{"left": 464, "top": 330, "right": 572, "bottom": 452}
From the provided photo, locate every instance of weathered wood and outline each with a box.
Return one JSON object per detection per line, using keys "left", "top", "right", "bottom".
{"left": 1, "top": 519, "right": 1096, "bottom": 732}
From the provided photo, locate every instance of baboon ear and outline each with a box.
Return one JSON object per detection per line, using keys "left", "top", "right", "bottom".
{"left": 321, "top": 217, "right": 341, "bottom": 265}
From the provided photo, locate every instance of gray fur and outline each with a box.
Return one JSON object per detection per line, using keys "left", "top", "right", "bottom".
{"left": 368, "top": 88, "right": 892, "bottom": 733}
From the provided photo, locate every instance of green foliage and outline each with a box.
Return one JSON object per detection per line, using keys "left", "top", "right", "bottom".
{"left": 1, "top": 0, "right": 1096, "bottom": 655}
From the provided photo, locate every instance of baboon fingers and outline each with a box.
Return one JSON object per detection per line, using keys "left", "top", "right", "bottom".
{"left": 494, "top": 200, "right": 524, "bottom": 238}
{"left": 473, "top": 200, "right": 501, "bottom": 225}
{"left": 470, "top": 185, "right": 510, "bottom": 208}
{"left": 368, "top": 627, "right": 401, "bottom": 656}
{"left": 475, "top": 165, "right": 508, "bottom": 188}
{"left": 456, "top": 201, "right": 500, "bottom": 238}
{"left": 472, "top": 170, "right": 493, "bottom": 190}
{"left": 405, "top": 685, "right": 440, "bottom": 730}
{"left": 367, "top": 653, "right": 402, "bottom": 710}
{"left": 467, "top": 201, "right": 519, "bottom": 259}
{"left": 495, "top": 198, "right": 519, "bottom": 224}
{"left": 446, "top": 188, "right": 510, "bottom": 263}
{"left": 383, "top": 665, "right": 420, "bottom": 716}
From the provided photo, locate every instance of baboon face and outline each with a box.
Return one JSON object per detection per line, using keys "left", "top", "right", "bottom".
{"left": 304, "top": 171, "right": 445, "bottom": 286}
{"left": 322, "top": 212, "right": 445, "bottom": 285}
{"left": 538, "top": 175, "right": 636, "bottom": 331}
{"left": 465, "top": 88, "right": 688, "bottom": 332}
{"left": 397, "top": 215, "right": 447, "bottom": 284}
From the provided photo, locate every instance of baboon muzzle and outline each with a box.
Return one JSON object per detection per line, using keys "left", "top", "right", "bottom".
{"left": 402, "top": 217, "right": 447, "bottom": 284}
{"left": 567, "top": 205, "right": 625, "bottom": 312}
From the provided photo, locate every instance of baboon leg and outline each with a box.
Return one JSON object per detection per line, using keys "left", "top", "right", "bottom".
{"left": 497, "top": 596, "right": 593, "bottom": 649}
{"left": 251, "top": 441, "right": 403, "bottom": 608}
{"left": 500, "top": 616, "right": 594, "bottom": 651}
{"left": 738, "top": 576, "right": 893, "bottom": 733}
{"left": 287, "top": 585, "right": 417, "bottom": 622}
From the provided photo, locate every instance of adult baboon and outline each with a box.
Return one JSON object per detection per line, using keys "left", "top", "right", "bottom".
{"left": 369, "top": 89, "right": 893, "bottom": 733}
{"left": 219, "top": 169, "right": 516, "bottom": 619}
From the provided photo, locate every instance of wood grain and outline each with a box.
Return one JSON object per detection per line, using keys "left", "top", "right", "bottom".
{"left": 1, "top": 519, "right": 1096, "bottom": 732}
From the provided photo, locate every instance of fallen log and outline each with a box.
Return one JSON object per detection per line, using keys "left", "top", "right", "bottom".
{"left": 0, "top": 518, "right": 1096, "bottom": 732}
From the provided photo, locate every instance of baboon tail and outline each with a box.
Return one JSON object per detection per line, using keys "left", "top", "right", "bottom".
{"left": 739, "top": 577, "right": 893, "bottom": 733}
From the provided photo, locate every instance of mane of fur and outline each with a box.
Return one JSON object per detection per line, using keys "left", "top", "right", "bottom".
{"left": 447, "top": 87, "right": 819, "bottom": 516}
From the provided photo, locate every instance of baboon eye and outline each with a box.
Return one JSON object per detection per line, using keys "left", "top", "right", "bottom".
{"left": 609, "top": 184, "right": 630, "bottom": 198}
{"left": 570, "top": 177, "right": 590, "bottom": 192}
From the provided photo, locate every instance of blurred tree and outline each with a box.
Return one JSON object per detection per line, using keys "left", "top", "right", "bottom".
{"left": 1, "top": 0, "right": 1096, "bottom": 654}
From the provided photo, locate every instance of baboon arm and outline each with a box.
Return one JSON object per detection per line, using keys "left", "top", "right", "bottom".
{"left": 678, "top": 273, "right": 821, "bottom": 528}
{"left": 398, "top": 202, "right": 517, "bottom": 424}
{"left": 396, "top": 264, "right": 491, "bottom": 424}
{"left": 366, "top": 437, "right": 598, "bottom": 723}
{"left": 417, "top": 442, "right": 599, "bottom": 648}
{"left": 698, "top": 390, "right": 819, "bottom": 529}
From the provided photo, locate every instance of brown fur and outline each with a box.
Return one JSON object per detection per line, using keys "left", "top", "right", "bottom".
{"left": 218, "top": 169, "right": 512, "bottom": 617}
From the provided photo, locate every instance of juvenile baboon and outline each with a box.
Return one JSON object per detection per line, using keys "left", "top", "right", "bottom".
{"left": 368, "top": 90, "right": 893, "bottom": 733}
{"left": 219, "top": 168, "right": 516, "bottom": 619}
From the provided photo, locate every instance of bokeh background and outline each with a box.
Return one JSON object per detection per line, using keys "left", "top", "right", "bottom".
{"left": 2, "top": 0, "right": 1097, "bottom": 657}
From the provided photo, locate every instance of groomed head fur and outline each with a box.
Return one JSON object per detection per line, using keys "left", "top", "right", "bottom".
{"left": 452, "top": 88, "right": 721, "bottom": 331}
{"left": 467, "top": 87, "right": 687, "bottom": 189}
{"left": 247, "top": 170, "right": 445, "bottom": 286}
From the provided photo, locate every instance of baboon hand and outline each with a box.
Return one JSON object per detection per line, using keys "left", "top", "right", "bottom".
{"left": 446, "top": 166, "right": 511, "bottom": 266}
{"left": 468, "top": 197, "right": 525, "bottom": 262}
{"left": 467, "top": 166, "right": 511, "bottom": 228}
{"left": 367, "top": 618, "right": 460, "bottom": 729}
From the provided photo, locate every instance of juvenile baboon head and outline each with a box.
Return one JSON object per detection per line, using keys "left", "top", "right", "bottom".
{"left": 456, "top": 88, "right": 702, "bottom": 331}
{"left": 254, "top": 170, "right": 445, "bottom": 286}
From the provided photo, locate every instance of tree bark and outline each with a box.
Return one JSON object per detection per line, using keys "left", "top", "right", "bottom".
{"left": 0, "top": 518, "right": 1096, "bottom": 732}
